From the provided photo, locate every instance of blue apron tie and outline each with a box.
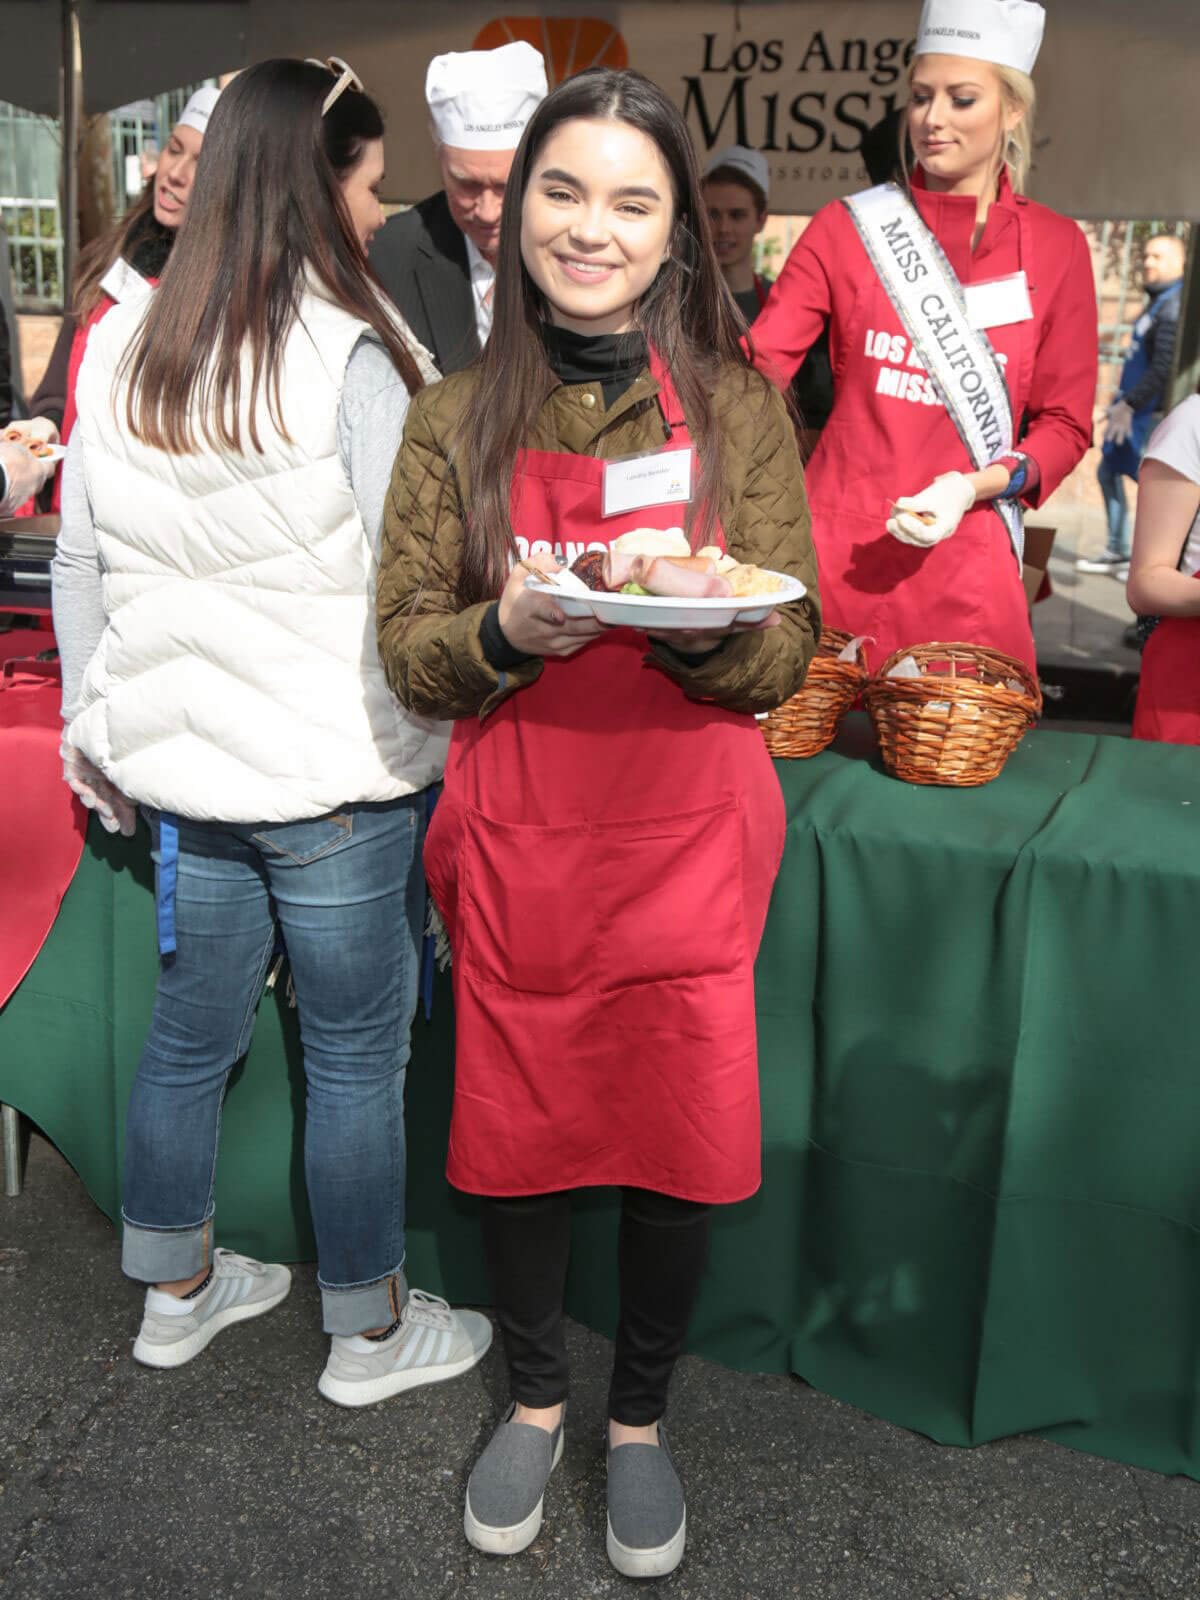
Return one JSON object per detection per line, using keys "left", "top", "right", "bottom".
{"left": 156, "top": 813, "right": 180, "bottom": 957}
{"left": 420, "top": 785, "right": 440, "bottom": 1021}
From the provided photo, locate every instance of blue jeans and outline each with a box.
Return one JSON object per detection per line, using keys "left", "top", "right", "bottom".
{"left": 1097, "top": 453, "right": 1133, "bottom": 560}
{"left": 122, "top": 796, "right": 426, "bottom": 1334}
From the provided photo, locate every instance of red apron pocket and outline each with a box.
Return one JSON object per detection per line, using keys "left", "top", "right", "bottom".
{"left": 593, "top": 799, "right": 745, "bottom": 991}
{"left": 461, "top": 807, "right": 599, "bottom": 995}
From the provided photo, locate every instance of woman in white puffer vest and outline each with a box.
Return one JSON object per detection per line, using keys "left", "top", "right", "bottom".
{"left": 51, "top": 58, "right": 492, "bottom": 1403}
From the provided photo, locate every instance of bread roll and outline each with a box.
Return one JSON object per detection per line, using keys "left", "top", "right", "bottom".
{"left": 611, "top": 527, "right": 690, "bottom": 559}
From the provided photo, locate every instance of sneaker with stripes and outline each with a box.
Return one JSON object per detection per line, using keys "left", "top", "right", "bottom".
{"left": 132, "top": 1248, "right": 292, "bottom": 1369}
{"left": 318, "top": 1289, "right": 492, "bottom": 1408}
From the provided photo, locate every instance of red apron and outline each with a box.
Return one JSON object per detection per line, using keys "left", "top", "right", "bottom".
{"left": 45, "top": 266, "right": 157, "bottom": 514}
{"left": 424, "top": 372, "right": 786, "bottom": 1203}
{"left": 1132, "top": 576, "right": 1200, "bottom": 745}
{"left": 38, "top": 295, "right": 116, "bottom": 515}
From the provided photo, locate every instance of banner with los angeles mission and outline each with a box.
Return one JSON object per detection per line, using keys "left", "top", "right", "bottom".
{"left": 221, "top": 0, "right": 1200, "bottom": 221}
{"left": 29, "top": 1, "right": 1199, "bottom": 222}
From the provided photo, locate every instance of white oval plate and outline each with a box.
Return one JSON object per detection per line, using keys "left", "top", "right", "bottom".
{"left": 3, "top": 439, "right": 66, "bottom": 462}
{"left": 526, "top": 569, "right": 806, "bottom": 631}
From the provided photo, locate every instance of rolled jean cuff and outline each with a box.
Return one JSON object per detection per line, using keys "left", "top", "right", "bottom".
{"left": 121, "top": 1212, "right": 212, "bottom": 1284}
{"left": 319, "top": 1265, "right": 409, "bottom": 1336}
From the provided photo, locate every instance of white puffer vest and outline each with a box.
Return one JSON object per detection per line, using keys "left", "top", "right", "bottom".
{"left": 68, "top": 289, "right": 448, "bottom": 823}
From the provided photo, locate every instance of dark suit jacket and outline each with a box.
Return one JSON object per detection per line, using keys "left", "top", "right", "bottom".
{"left": 369, "top": 191, "right": 480, "bottom": 377}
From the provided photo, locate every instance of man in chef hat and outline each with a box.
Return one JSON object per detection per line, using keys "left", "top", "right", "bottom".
{"left": 369, "top": 41, "right": 547, "bottom": 374}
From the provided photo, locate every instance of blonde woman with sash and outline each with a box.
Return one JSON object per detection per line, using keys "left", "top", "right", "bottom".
{"left": 753, "top": 0, "right": 1097, "bottom": 670}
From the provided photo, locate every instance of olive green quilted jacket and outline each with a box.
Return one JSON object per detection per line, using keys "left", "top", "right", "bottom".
{"left": 376, "top": 361, "right": 820, "bottom": 720}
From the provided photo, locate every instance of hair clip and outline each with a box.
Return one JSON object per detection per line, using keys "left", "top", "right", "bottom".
{"left": 305, "top": 56, "right": 364, "bottom": 117}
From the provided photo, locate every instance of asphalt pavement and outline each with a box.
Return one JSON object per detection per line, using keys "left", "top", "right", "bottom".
{"left": 1, "top": 1131, "right": 1198, "bottom": 1600}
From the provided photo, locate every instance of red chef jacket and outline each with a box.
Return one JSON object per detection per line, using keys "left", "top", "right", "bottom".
{"left": 753, "top": 168, "right": 1097, "bottom": 669}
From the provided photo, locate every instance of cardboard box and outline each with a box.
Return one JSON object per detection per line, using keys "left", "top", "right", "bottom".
{"left": 1022, "top": 522, "right": 1056, "bottom": 610}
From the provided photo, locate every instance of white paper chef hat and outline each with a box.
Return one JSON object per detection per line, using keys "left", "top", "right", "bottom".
{"left": 915, "top": 0, "right": 1045, "bottom": 76}
{"left": 703, "top": 145, "right": 770, "bottom": 203}
{"left": 176, "top": 85, "right": 221, "bottom": 136}
{"left": 425, "top": 41, "right": 548, "bottom": 151}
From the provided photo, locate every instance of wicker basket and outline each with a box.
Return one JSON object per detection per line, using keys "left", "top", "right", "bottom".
{"left": 761, "top": 628, "right": 869, "bottom": 758}
{"left": 863, "top": 642, "right": 1041, "bottom": 787}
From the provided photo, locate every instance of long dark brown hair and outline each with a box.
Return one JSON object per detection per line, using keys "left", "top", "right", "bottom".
{"left": 456, "top": 67, "right": 755, "bottom": 604}
{"left": 120, "top": 59, "right": 423, "bottom": 453}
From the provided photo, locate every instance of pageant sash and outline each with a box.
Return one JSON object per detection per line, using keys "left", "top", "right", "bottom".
{"left": 842, "top": 182, "right": 1023, "bottom": 561}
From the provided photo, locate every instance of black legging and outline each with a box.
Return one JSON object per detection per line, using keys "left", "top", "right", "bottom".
{"left": 479, "top": 1187, "right": 712, "bottom": 1426}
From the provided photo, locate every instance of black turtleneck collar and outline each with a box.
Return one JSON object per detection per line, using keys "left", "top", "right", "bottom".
{"left": 126, "top": 210, "right": 176, "bottom": 280}
{"left": 540, "top": 322, "right": 647, "bottom": 408}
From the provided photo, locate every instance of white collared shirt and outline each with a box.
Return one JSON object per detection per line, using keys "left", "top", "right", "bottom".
{"left": 463, "top": 234, "right": 496, "bottom": 347}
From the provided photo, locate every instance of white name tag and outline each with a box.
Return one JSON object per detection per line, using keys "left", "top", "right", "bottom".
{"left": 963, "top": 271, "right": 1033, "bottom": 331}
{"left": 99, "top": 257, "right": 154, "bottom": 307}
{"left": 601, "top": 448, "right": 693, "bottom": 518}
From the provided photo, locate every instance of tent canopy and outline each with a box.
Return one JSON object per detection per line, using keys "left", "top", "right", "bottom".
{"left": 3, "top": 0, "right": 1198, "bottom": 220}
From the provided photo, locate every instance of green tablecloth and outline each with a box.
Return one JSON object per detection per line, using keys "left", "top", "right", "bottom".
{"left": 4, "top": 724, "right": 1199, "bottom": 1478}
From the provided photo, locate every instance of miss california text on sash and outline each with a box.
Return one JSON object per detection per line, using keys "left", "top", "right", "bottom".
{"left": 752, "top": 0, "right": 1097, "bottom": 672}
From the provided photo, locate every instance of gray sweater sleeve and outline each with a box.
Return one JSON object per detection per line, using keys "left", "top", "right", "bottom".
{"left": 50, "top": 430, "right": 107, "bottom": 724}
{"left": 337, "top": 334, "right": 415, "bottom": 561}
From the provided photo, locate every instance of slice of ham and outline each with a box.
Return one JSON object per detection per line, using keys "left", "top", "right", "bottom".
{"left": 603, "top": 552, "right": 732, "bottom": 598}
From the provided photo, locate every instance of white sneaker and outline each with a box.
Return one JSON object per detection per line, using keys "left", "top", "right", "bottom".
{"left": 318, "top": 1288, "right": 493, "bottom": 1408}
{"left": 132, "top": 1248, "right": 292, "bottom": 1369}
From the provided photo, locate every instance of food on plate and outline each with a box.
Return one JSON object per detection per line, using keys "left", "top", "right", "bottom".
{"left": 569, "top": 547, "right": 730, "bottom": 599}
{"left": 570, "top": 550, "right": 609, "bottom": 591}
{"left": 611, "top": 527, "right": 691, "bottom": 559}
{"left": 727, "top": 564, "right": 786, "bottom": 597}
{"left": 530, "top": 525, "right": 793, "bottom": 603}
{"left": 694, "top": 545, "right": 786, "bottom": 595}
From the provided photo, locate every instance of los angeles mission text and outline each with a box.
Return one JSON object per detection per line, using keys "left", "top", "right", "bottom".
{"left": 683, "top": 29, "right": 917, "bottom": 173}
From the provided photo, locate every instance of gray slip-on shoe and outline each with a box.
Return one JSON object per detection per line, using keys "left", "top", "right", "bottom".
{"left": 606, "top": 1423, "right": 686, "bottom": 1578}
{"left": 464, "top": 1402, "right": 565, "bottom": 1555}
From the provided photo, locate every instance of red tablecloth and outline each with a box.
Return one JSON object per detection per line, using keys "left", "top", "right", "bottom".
{"left": 1, "top": 644, "right": 85, "bottom": 1007}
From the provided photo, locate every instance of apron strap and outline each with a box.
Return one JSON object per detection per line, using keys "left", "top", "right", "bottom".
{"left": 647, "top": 345, "right": 689, "bottom": 433}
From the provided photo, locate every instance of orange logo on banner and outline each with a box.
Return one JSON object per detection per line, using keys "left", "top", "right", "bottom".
{"left": 473, "top": 17, "right": 629, "bottom": 83}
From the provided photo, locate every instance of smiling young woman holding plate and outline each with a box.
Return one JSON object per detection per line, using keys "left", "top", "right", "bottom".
{"left": 752, "top": 0, "right": 1098, "bottom": 672}
{"left": 376, "top": 67, "right": 818, "bottom": 1579}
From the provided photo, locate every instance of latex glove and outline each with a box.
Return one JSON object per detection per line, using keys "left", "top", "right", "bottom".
{"left": 61, "top": 739, "right": 137, "bottom": 836}
{"left": 1105, "top": 399, "right": 1134, "bottom": 446}
{"left": 2, "top": 415, "right": 60, "bottom": 448}
{"left": 887, "top": 471, "right": 976, "bottom": 547}
{"left": 0, "top": 437, "right": 53, "bottom": 514}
